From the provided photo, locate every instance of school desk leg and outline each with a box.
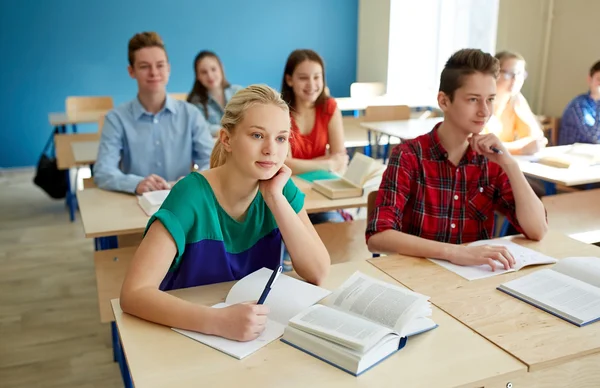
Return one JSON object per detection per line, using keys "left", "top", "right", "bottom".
{"left": 65, "top": 170, "right": 76, "bottom": 222}
{"left": 94, "top": 236, "right": 119, "bottom": 360}
{"left": 365, "top": 130, "right": 373, "bottom": 157}
{"left": 543, "top": 181, "right": 557, "bottom": 196}
{"left": 71, "top": 124, "right": 78, "bottom": 134}
{"left": 113, "top": 322, "right": 133, "bottom": 388}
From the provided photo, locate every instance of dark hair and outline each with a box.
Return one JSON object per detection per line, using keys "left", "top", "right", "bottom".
{"left": 280, "top": 49, "right": 329, "bottom": 109}
{"left": 590, "top": 60, "right": 600, "bottom": 77}
{"left": 186, "top": 51, "right": 231, "bottom": 119}
{"left": 128, "top": 32, "right": 167, "bottom": 67}
{"left": 439, "top": 48, "right": 500, "bottom": 101}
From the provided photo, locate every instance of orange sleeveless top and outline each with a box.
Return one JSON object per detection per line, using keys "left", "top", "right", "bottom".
{"left": 290, "top": 98, "right": 337, "bottom": 160}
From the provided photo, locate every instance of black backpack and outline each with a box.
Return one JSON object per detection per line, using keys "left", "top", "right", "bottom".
{"left": 33, "top": 129, "right": 68, "bottom": 199}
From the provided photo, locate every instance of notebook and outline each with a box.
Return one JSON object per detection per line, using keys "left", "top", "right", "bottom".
{"left": 137, "top": 190, "right": 170, "bottom": 216}
{"left": 281, "top": 271, "right": 437, "bottom": 376}
{"left": 498, "top": 257, "right": 600, "bottom": 326}
{"left": 428, "top": 239, "right": 557, "bottom": 280}
{"left": 297, "top": 170, "right": 339, "bottom": 183}
{"left": 311, "top": 153, "right": 384, "bottom": 199}
{"left": 172, "top": 267, "right": 331, "bottom": 359}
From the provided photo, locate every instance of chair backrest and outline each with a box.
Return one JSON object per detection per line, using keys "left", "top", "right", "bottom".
{"left": 66, "top": 96, "right": 114, "bottom": 114}
{"left": 367, "top": 191, "right": 378, "bottom": 219}
{"left": 350, "top": 82, "right": 386, "bottom": 98}
{"left": 365, "top": 105, "right": 411, "bottom": 122}
{"left": 82, "top": 177, "right": 97, "bottom": 189}
{"left": 54, "top": 133, "right": 101, "bottom": 170}
{"left": 169, "top": 93, "right": 188, "bottom": 101}
{"left": 538, "top": 115, "right": 560, "bottom": 146}
{"left": 97, "top": 115, "right": 105, "bottom": 134}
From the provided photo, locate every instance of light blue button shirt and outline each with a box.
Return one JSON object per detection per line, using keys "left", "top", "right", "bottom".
{"left": 93, "top": 96, "right": 213, "bottom": 193}
{"left": 189, "top": 84, "right": 243, "bottom": 136}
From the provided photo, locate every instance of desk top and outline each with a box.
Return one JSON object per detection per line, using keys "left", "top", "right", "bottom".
{"left": 369, "top": 230, "right": 600, "bottom": 371}
{"left": 71, "top": 140, "right": 99, "bottom": 164}
{"left": 516, "top": 146, "right": 600, "bottom": 186}
{"left": 78, "top": 176, "right": 375, "bottom": 238}
{"left": 542, "top": 189, "right": 600, "bottom": 244}
{"left": 360, "top": 118, "right": 442, "bottom": 140}
{"left": 111, "top": 261, "right": 526, "bottom": 388}
{"left": 335, "top": 96, "right": 434, "bottom": 112}
{"left": 48, "top": 110, "right": 108, "bottom": 126}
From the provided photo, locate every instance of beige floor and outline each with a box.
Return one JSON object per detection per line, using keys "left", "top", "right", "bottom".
{"left": 0, "top": 169, "right": 122, "bottom": 387}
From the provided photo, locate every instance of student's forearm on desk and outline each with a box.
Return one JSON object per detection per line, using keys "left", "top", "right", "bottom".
{"left": 93, "top": 167, "right": 143, "bottom": 193}
{"left": 120, "top": 287, "right": 218, "bottom": 334}
{"left": 503, "top": 136, "right": 544, "bottom": 155}
{"left": 265, "top": 195, "right": 330, "bottom": 285}
{"left": 367, "top": 229, "right": 460, "bottom": 262}
{"left": 503, "top": 162, "right": 548, "bottom": 240}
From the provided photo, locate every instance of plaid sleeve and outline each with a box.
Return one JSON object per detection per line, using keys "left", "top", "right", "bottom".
{"left": 366, "top": 145, "right": 413, "bottom": 242}
{"left": 493, "top": 169, "right": 547, "bottom": 239}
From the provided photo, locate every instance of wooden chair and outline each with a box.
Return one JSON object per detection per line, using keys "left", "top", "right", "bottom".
{"left": 365, "top": 105, "right": 411, "bottom": 161}
{"left": 66, "top": 96, "right": 114, "bottom": 114}
{"left": 169, "top": 93, "right": 188, "bottom": 101}
{"left": 538, "top": 116, "right": 561, "bottom": 146}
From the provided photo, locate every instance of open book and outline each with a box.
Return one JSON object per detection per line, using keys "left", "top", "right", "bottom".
{"left": 428, "top": 239, "right": 557, "bottom": 281}
{"left": 498, "top": 257, "right": 600, "bottom": 326}
{"left": 281, "top": 271, "right": 437, "bottom": 376}
{"left": 538, "top": 143, "right": 600, "bottom": 168}
{"left": 312, "top": 153, "right": 384, "bottom": 199}
{"left": 172, "top": 267, "right": 330, "bottom": 359}
{"left": 137, "top": 190, "right": 170, "bottom": 216}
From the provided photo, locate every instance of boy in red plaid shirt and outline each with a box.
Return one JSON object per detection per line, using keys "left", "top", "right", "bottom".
{"left": 366, "top": 49, "right": 547, "bottom": 271}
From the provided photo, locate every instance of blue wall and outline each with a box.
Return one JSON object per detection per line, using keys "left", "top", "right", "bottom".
{"left": 0, "top": 0, "right": 358, "bottom": 168}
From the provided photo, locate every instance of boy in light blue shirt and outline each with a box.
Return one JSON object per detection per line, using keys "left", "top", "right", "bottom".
{"left": 94, "top": 32, "right": 213, "bottom": 194}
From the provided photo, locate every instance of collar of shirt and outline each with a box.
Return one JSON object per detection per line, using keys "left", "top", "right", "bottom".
{"left": 132, "top": 95, "right": 177, "bottom": 120}
{"left": 427, "top": 122, "right": 481, "bottom": 165}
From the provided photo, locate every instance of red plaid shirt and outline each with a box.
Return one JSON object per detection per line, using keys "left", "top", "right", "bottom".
{"left": 366, "top": 124, "right": 524, "bottom": 244}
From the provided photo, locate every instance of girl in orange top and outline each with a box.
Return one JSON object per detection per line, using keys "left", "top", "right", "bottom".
{"left": 281, "top": 49, "right": 348, "bottom": 174}
{"left": 280, "top": 49, "right": 349, "bottom": 224}
{"left": 485, "top": 51, "right": 547, "bottom": 155}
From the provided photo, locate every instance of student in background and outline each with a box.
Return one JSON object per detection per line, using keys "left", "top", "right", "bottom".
{"left": 120, "top": 85, "right": 330, "bottom": 342}
{"left": 94, "top": 32, "right": 213, "bottom": 194}
{"left": 484, "top": 51, "right": 547, "bottom": 155}
{"left": 366, "top": 49, "right": 547, "bottom": 271}
{"left": 558, "top": 60, "right": 600, "bottom": 145}
{"left": 281, "top": 49, "right": 349, "bottom": 224}
{"left": 187, "top": 51, "right": 243, "bottom": 136}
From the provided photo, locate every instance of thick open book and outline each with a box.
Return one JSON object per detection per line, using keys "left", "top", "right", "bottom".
{"left": 137, "top": 190, "right": 170, "bottom": 216}
{"left": 312, "top": 153, "right": 384, "bottom": 199}
{"left": 538, "top": 143, "right": 600, "bottom": 168}
{"left": 281, "top": 271, "right": 437, "bottom": 376}
{"left": 498, "top": 257, "right": 600, "bottom": 326}
{"left": 429, "top": 239, "right": 557, "bottom": 281}
{"left": 172, "top": 267, "right": 330, "bottom": 359}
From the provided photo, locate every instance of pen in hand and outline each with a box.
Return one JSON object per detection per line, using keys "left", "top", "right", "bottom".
{"left": 490, "top": 146, "right": 504, "bottom": 155}
{"left": 257, "top": 265, "right": 283, "bottom": 305}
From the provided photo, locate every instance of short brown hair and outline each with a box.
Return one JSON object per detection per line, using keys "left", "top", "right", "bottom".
{"left": 439, "top": 49, "right": 499, "bottom": 101}
{"left": 280, "top": 49, "right": 329, "bottom": 109}
{"left": 590, "top": 60, "right": 600, "bottom": 77}
{"left": 128, "top": 32, "right": 167, "bottom": 67}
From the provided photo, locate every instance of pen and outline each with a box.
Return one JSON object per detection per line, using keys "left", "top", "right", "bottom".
{"left": 490, "top": 146, "right": 504, "bottom": 155}
{"left": 257, "top": 265, "right": 283, "bottom": 305}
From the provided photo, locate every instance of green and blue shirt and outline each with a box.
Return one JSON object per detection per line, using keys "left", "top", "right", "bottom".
{"left": 146, "top": 173, "right": 305, "bottom": 291}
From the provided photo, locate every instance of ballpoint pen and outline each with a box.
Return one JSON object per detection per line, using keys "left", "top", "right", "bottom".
{"left": 257, "top": 265, "right": 283, "bottom": 305}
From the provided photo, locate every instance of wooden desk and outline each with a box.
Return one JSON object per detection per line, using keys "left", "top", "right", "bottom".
{"left": 515, "top": 146, "right": 600, "bottom": 191}
{"left": 543, "top": 189, "right": 600, "bottom": 244}
{"left": 335, "top": 96, "right": 434, "bottom": 112}
{"left": 48, "top": 110, "right": 108, "bottom": 126}
{"left": 71, "top": 140, "right": 99, "bottom": 165}
{"left": 111, "top": 261, "right": 526, "bottom": 388}
{"left": 360, "top": 117, "right": 443, "bottom": 140}
{"left": 78, "top": 178, "right": 375, "bottom": 238}
{"left": 369, "top": 230, "right": 600, "bottom": 385}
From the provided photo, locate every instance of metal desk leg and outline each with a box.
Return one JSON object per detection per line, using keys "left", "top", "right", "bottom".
{"left": 543, "top": 181, "right": 557, "bottom": 196}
